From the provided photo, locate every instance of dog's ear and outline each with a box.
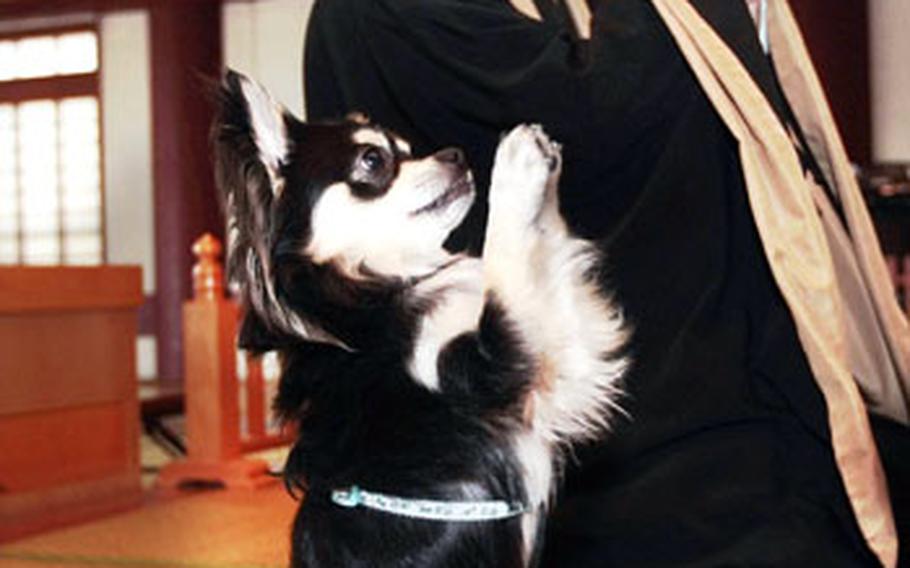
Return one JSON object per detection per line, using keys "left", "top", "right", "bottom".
{"left": 218, "top": 69, "right": 289, "bottom": 194}
{"left": 214, "top": 69, "right": 293, "bottom": 345}
{"left": 213, "top": 69, "right": 290, "bottom": 246}
{"left": 213, "top": 70, "right": 353, "bottom": 351}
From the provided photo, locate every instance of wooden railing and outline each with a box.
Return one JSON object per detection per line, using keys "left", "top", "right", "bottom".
{"left": 158, "top": 234, "right": 293, "bottom": 490}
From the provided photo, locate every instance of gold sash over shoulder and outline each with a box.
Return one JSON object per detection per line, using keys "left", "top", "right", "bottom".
{"left": 651, "top": 2, "right": 910, "bottom": 565}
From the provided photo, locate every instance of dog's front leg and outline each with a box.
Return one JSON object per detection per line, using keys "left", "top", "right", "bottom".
{"left": 484, "top": 124, "right": 627, "bottom": 446}
{"left": 484, "top": 124, "right": 561, "bottom": 313}
{"left": 479, "top": 125, "right": 564, "bottom": 520}
{"left": 437, "top": 125, "right": 559, "bottom": 412}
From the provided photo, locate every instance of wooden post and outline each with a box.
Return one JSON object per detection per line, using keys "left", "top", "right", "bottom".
{"left": 157, "top": 234, "right": 275, "bottom": 490}
{"left": 184, "top": 234, "right": 241, "bottom": 462}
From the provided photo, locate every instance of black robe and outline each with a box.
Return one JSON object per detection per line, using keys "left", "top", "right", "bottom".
{"left": 303, "top": 0, "right": 879, "bottom": 564}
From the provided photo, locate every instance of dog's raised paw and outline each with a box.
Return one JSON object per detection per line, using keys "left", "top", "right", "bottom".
{"left": 489, "top": 124, "right": 562, "bottom": 226}
{"left": 494, "top": 124, "right": 560, "bottom": 181}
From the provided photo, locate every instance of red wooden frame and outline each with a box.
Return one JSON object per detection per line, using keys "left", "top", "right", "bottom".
{"left": 157, "top": 235, "right": 293, "bottom": 491}
{"left": 0, "top": 22, "right": 98, "bottom": 42}
{"left": 0, "top": 1, "right": 148, "bottom": 20}
{"left": 0, "top": 74, "right": 98, "bottom": 102}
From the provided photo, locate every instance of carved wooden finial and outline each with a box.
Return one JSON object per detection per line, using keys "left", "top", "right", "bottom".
{"left": 191, "top": 233, "right": 224, "bottom": 300}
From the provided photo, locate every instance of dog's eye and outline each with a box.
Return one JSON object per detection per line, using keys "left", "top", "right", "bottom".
{"left": 349, "top": 145, "right": 395, "bottom": 196}
{"left": 360, "top": 147, "right": 387, "bottom": 173}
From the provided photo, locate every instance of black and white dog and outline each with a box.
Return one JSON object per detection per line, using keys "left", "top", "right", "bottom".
{"left": 214, "top": 70, "right": 627, "bottom": 567}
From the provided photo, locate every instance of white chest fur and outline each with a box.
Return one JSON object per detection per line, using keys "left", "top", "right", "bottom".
{"left": 408, "top": 258, "right": 484, "bottom": 391}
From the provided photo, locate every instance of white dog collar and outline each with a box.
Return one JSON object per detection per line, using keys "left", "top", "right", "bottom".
{"left": 331, "top": 485, "right": 527, "bottom": 522}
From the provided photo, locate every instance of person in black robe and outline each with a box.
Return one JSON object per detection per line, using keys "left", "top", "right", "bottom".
{"left": 302, "top": 0, "right": 899, "bottom": 565}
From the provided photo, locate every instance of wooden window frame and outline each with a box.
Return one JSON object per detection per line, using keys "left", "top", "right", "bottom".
{"left": 0, "top": 24, "right": 106, "bottom": 265}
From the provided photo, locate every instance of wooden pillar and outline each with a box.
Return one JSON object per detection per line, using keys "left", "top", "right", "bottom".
{"left": 789, "top": 0, "right": 871, "bottom": 164}
{"left": 150, "top": 0, "right": 224, "bottom": 382}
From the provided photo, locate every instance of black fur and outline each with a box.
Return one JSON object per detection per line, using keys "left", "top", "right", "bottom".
{"left": 281, "top": 303, "right": 533, "bottom": 567}
{"left": 214, "top": 71, "right": 542, "bottom": 567}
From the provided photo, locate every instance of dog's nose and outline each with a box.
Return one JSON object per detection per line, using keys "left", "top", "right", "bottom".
{"left": 434, "top": 147, "right": 466, "bottom": 166}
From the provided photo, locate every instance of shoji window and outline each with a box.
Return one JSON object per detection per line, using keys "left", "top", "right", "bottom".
{"left": 0, "top": 28, "right": 103, "bottom": 265}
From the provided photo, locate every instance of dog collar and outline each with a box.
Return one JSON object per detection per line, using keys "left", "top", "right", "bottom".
{"left": 331, "top": 485, "right": 527, "bottom": 522}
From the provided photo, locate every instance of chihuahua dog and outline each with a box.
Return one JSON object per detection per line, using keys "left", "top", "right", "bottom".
{"left": 214, "top": 70, "right": 627, "bottom": 567}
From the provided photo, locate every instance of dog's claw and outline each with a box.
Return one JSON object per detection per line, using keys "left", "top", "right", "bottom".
{"left": 495, "top": 124, "right": 562, "bottom": 177}
{"left": 526, "top": 124, "right": 562, "bottom": 173}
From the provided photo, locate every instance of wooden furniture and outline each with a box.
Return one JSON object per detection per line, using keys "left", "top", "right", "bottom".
{"left": 157, "top": 234, "right": 293, "bottom": 490}
{"left": 0, "top": 265, "right": 143, "bottom": 542}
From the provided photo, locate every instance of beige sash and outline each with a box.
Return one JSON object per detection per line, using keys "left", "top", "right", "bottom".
{"left": 767, "top": 1, "right": 910, "bottom": 422}
{"left": 651, "top": 1, "right": 905, "bottom": 565}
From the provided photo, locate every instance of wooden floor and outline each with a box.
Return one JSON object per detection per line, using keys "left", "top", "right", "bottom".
{"left": 0, "top": 484, "right": 298, "bottom": 568}
{"left": 1, "top": 434, "right": 297, "bottom": 568}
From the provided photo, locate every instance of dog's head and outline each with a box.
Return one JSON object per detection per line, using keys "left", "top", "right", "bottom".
{"left": 214, "top": 70, "right": 475, "bottom": 351}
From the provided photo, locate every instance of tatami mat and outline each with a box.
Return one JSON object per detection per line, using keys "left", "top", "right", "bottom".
{"left": 0, "top": 485, "right": 298, "bottom": 568}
